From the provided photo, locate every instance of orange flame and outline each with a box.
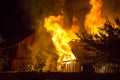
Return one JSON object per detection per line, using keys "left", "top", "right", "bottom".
{"left": 44, "top": 15, "right": 77, "bottom": 71}
{"left": 85, "top": 0, "right": 106, "bottom": 37}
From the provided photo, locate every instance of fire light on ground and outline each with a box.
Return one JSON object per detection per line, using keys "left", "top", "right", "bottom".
{"left": 44, "top": 15, "right": 78, "bottom": 71}
{"left": 85, "top": 0, "right": 106, "bottom": 38}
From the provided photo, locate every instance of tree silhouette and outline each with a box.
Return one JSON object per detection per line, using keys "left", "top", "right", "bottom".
{"left": 81, "top": 18, "right": 120, "bottom": 64}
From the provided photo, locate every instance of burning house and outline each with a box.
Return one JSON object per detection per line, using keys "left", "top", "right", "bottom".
{"left": 1, "top": 0, "right": 120, "bottom": 74}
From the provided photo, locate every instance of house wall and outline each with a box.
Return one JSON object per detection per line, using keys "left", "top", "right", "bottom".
{"left": 11, "top": 33, "right": 35, "bottom": 71}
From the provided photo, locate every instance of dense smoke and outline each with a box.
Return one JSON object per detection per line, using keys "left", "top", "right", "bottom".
{"left": 102, "top": 0, "right": 120, "bottom": 23}
{"left": 20, "top": 0, "right": 61, "bottom": 71}
{"left": 63, "top": 0, "right": 91, "bottom": 33}
{"left": 28, "top": 22, "right": 58, "bottom": 71}
{"left": 20, "top": 0, "right": 120, "bottom": 28}
{"left": 102, "top": 0, "right": 120, "bottom": 17}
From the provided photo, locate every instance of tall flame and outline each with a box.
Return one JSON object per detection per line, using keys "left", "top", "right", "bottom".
{"left": 44, "top": 15, "right": 77, "bottom": 71}
{"left": 85, "top": 0, "right": 106, "bottom": 37}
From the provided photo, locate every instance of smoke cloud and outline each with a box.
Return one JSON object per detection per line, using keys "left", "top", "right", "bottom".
{"left": 28, "top": 22, "right": 58, "bottom": 71}
{"left": 102, "top": 0, "right": 120, "bottom": 17}
{"left": 63, "top": 0, "right": 91, "bottom": 33}
{"left": 20, "top": 0, "right": 61, "bottom": 71}
{"left": 102, "top": 0, "right": 120, "bottom": 22}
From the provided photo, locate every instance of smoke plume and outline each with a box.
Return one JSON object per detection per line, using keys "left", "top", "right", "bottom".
{"left": 102, "top": 0, "right": 120, "bottom": 23}
{"left": 102, "top": 0, "right": 120, "bottom": 17}
{"left": 20, "top": 0, "right": 61, "bottom": 72}
{"left": 63, "top": 0, "right": 91, "bottom": 34}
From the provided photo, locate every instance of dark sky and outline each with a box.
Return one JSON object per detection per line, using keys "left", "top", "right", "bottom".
{"left": 1, "top": 0, "right": 23, "bottom": 36}
{"left": 0, "top": 0, "right": 33, "bottom": 46}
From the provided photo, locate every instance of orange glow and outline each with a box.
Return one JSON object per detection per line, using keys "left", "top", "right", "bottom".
{"left": 44, "top": 15, "right": 77, "bottom": 71}
{"left": 85, "top": 0, "right": 106, "bottom": 37}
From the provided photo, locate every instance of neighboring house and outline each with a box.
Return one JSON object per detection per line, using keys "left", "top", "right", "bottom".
{"left": 11, "top": 33, "right": 35, "bottom": 71}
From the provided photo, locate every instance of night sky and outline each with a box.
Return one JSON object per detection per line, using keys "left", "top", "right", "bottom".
{"left": 0, "top": 0, "right": 33, "bottom": 47}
